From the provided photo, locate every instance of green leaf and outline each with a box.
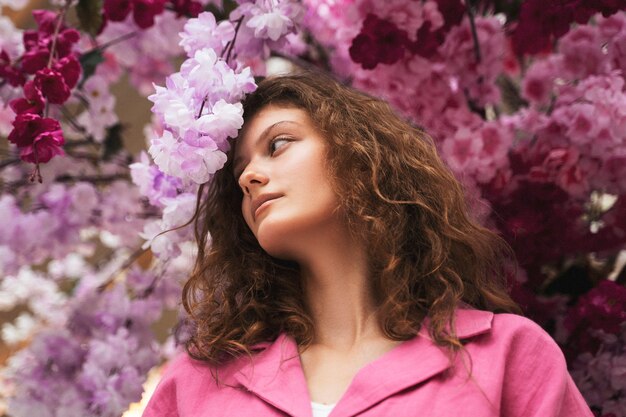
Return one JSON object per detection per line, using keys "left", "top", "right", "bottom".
{"left": 76, "top": 0, "right": 103, "bottom": 37}
{"left": 79, "top": 49, "right": 105, "bottom": 87}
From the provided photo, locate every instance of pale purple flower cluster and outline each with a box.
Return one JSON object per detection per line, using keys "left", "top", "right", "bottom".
{"left": 148, "top": 16, "right": 255, "bottom": 184}
{"left": 148, "top": 1, "right": 303, "bottom": 186}
{"left": 6, "top": 279, "right": 163, "bottom": 417}
{"left": 0, "top": 267, "right": 67, "bottom": 346}
{"left": 141, "top": 1, "right": 302, "bottom": 259}
{"left": 179, "top": 12, "right": 235, "bottom": 56}
{"left": 130, "top": 151, "right": 183, "bottom": 208}
{"left": 5, "top": 259, "right": 186, "bottom": 417}
{"left": 0, "top": 171, "right": 147, "bottom": 274}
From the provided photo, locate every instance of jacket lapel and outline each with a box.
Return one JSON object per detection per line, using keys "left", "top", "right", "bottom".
{"left": 330, "top": 308, "right": 494, "bottom": 417}
{"left": 233, "top": 333, "right": 312, "bottom": 417}
{"left": 232, "top": 309, "right": 494, "bottom": 417}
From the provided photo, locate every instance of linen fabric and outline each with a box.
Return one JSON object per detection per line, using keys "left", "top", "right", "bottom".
{"left": 142, "top": 309, "right": 593, "bottom": 417}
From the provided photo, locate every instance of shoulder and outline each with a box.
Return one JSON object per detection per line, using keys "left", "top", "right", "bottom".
{"left": 141, "top": 353, "right": 211, "bottom": 417}
{"left": 489, "top": 312, "right": 566, "bottom": 363}
{"left": 455, "top": 309, "right": 567, "bottom": 366}
{"left": 454, "top": 310, "right": 593, "bottom": 417}
{"left": 142, "top": 352, "right": 241, "bottom": 417}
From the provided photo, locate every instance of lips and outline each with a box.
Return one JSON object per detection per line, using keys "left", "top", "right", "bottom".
{"left": 251, "top": 193, "right": 282, "bottom": 220}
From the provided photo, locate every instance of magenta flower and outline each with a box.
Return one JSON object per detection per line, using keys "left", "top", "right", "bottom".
{"left": 103, "top": 0, "right": 133, "bottom": 22}
{"left": 53, "top": 55, "right": 82, "bottom": 89}
{"left": 20, "top": 47, "right": 49, "bottom": 74}
{"left": 0, "top": 49, "right": 26, "bottom": 86}
{"left": 104, "top": 0, "right": 166, "bottom": 29}
{"left": 9, "top": 81, "right": 45, "bottom": 115}
{"left": 169, "top": 0, "right": 202, "bottom": 18}
{"left": 34, "top": 68, "right": 71, "bottom": 104}
{"left": 565, "top": 280, "right": 626, "bottom": 337}
{"left": 350, "top": 14, "right": 409, "bottom": 70}
{"left": 8, "top": 113, "right": 65, "bottom": 164}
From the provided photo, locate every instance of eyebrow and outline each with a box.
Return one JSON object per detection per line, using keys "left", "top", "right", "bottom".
{"left": 233, "top": 120, "right": 300, "bottom": 177}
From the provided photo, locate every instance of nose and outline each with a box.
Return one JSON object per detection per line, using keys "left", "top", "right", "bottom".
{"left": 238, "top": 163, "right": 269, "bottom": 195}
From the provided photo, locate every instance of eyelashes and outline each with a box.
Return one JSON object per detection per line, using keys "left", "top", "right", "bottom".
{"left": 268, "top": 136, "right": 291, "bottom": 155}
{"left": 235, "top": 135, "right": 293, "bottom": 180}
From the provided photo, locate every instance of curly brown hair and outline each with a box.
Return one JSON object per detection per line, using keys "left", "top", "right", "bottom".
{"left": 183, "top": 70, "right": 520, "bottom": 365}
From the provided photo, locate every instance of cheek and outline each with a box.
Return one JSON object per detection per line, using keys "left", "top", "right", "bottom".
{"left": 241, "top": 198, "right": 253, "bottom": 230}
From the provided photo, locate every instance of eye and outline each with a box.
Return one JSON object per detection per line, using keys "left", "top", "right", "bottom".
{"left": 269, "top": 137, "right": 290, "bottom": 156}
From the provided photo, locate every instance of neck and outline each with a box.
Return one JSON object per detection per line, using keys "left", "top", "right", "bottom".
{"left": 296, "top": 228, "right": 382, "bottom": 351}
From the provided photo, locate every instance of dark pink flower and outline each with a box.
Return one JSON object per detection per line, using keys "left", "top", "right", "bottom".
{"left": 349, "top": 14, "right": 409, "bottom": 70}
{"left": 8, "top": 112, "right": 63, "bottom": 147}
{"left": 409, "top": 21, "right": 446, "bottom": 58}
{"left": 104, "top": 0, "right": 133, "bottom": 22}
{"left": 34, "top": 68, "right": 71, "bottom": 104}
{"left": 103, "top": 0, "right": 165, "bottom": 28}
{"left": 565, "top": 280, "right": 626, "bottom": 336}
{"left": 55, "top": 29, "right": 80, "bottom": 58}
{"left": 169, "top": 0, "right": 202, "bottom": 17}
{"left": 22, "top": 30, "right": 43, "bottom": 52}
{"left": 21, "top": 47, "right": 49, "bottom": 74}
{"left": 9, "top": 81, "right": 45, "bottom": 115}
{"left": 133, "top": 0, "right": 166, "bottom": 29}
{"left": 32, "top": 9, "right": 59, "bottom": 35}
{"left": 435, "top": 0, "right": 466, "bottom": 30}
{"left": 562, "top": 280, "right": 626, "bottom": 358}
{"left": 7, "top": 113, "right": 65, "bottom": 164}
{"left": 54, "top": 55, "right": 82, "bottom": 89}
{"left": 512, "top": 0, "right": 573, "bottom": 55}
{"left": 18, "top": 132, "right": 65, "bottom": 164}
{"left": 0, "top": 50, "right": 26, "bottom": 86}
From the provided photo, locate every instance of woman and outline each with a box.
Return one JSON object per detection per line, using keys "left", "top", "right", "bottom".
{"left": 143, "top": 71, "right": 592, "bottom": 417}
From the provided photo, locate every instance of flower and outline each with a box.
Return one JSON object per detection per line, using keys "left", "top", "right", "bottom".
{"left": 179, "top": 11, "right": 235, "bottom": 56}
{"left": 34, "top": 68, "right": 71, "bottom": 104}
{"left": 8, "top": 113, "right": 65, "bottom": 163}
{"left": 104, "top": 0, "right": 166, "bottom": 29}
{"left": 9, "top": 81, "right": 44, "bottom": 115}
{"left": 349, "top": 14, "right": 409, "bottom": 69}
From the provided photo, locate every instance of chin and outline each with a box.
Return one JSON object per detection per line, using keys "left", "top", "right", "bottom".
{"left": 252, "top": 208, "right": 341, "bottom": 259}
{"left": 255, "top": 224, "right": 295, "bottom": 260}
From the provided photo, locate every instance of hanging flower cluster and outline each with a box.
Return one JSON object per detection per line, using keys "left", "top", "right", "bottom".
{"left": 4, "top": 10, "right": 81, "bottom": 177}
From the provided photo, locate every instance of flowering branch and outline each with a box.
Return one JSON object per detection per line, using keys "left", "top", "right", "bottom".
{"left": 466, "top": 2, "right": 482, "bottom": 64}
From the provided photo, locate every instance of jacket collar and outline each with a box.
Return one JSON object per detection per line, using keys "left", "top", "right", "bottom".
{"left": 233, "top": 308, "right": 494, "bottom": 417}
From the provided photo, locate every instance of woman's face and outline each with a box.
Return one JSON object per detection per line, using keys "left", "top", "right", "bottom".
{"left": 233, "top": 105, "right": 341, "bottom": 259}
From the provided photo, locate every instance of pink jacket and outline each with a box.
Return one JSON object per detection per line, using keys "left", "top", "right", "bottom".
{"left": 142, "top": 309, "right": 593, "bottom": 417}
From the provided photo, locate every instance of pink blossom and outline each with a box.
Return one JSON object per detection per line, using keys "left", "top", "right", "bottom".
{"left": 244, "top": 0, "right": 303, "bottom": 42}
{"left": 441, "top": 127, "right": 481, "bottom": 173}
{"left": 551, "top": 103, "right": 598, "bottom": 146}
{"left": 130, "top": 152, "right": 183, "bottom": 207}
{"left": 439, "top": 16, "right": 505, "bottom": 105}
{"left": 560, "top": 24, "right": 609, "bottom": 78}
{"left": 192, "top": 99, "right": 243, "bottom": 141}
{"left": 521, "top": 59, "right": 558, "bottom": 106}
{"left": 179, "top": 11, "right": 235, "bottom": 57}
